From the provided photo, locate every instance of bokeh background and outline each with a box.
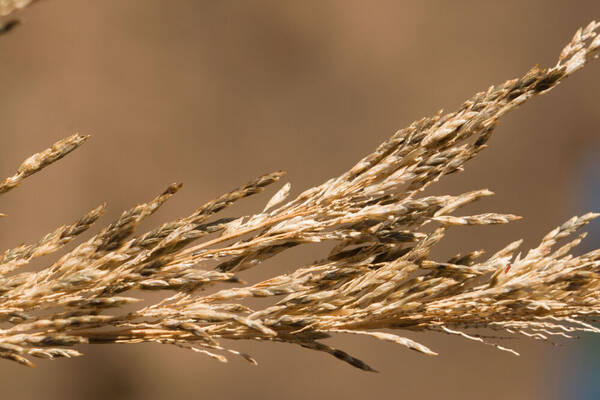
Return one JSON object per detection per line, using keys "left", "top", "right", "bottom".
{"left": 0, "top": 1, "right": 599, "bottom": 399}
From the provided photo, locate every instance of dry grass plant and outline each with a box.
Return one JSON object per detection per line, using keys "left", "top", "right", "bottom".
{"left": 0, "top": 11, "right": 599, "bottom": 370}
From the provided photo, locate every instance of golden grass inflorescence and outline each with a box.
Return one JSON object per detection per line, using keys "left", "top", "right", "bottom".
{"left": 0, "top": 20, "right": 599, "bottom": 371}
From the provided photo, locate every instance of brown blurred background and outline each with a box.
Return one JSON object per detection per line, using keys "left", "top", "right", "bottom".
{"left": 0, "top": 1, "right": 599, "bottom": 399}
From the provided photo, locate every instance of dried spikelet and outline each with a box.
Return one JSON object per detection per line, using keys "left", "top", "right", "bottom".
{"left": 0, "top": 134, "right": 89, "bottom": 195}
{"left": 0, "top": 21, "right": 599, "bottom": 371}
{"left": 0, "top": 204, "right": 106, "bottom": 275}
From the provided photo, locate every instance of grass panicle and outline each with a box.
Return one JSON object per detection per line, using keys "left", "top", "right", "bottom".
{"left": 0, "top": 21, "right": 599, "bottom": 371}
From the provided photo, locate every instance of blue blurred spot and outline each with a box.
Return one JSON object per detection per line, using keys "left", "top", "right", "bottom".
{"left": 563, "top": 142, "right": 600, "bottom": 399}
